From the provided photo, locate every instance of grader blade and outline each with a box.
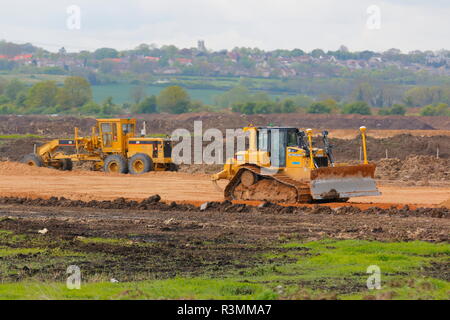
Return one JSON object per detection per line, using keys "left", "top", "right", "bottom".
{"left": 310, "top": 164, "right": 380, "bottom": 200}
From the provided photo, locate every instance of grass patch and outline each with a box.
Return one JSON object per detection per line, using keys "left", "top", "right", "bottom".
{"left": 0, "top": 134, "right": 43, "bottom": 139}
{"left": 0, "top": 279, "right": 277, "bottom": 300}
{"left": 0, "top": 226, "right": 448, "bottom": 300}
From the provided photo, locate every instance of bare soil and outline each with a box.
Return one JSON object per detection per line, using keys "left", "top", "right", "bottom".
{"left": 0, "top": 162, "right": 449, "bottom": 209}
{"left": 1, "top": 114, "right": 450, "bottom": 137}
{"left": 0, "top": 198, "right": 446, "bottom": 287}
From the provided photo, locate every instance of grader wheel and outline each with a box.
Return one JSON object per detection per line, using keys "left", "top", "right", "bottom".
{"left": 104, "top": 155, "right": 128, "bottom": 174}
{"left": 60, "top": 158, "right": 73, "bottom": 171}
{"left": 128, "top": 153, "right": 153, "bottom": 175}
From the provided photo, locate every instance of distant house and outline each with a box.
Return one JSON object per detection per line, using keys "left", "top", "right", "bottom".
{"left": 175, "top": 58, "right": 193, "bottom": 65}
{"left": 328, "top": 56, "right": 337, "bottom": 63}
{"left": 144, "top": 56, "right": 160, "bottom": 62}
{"left": 12, "top": 54, "right": 33, "bottom": 61}
{"left": 103, "top": 58, "right": 122, "bottom": 63}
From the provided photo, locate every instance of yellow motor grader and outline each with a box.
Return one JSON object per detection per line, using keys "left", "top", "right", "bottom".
{"left": 21, "top": 118, "right": 176, "bottom": 174}
{"left": 212, "top": 126, "right": 380, "bottom": 203}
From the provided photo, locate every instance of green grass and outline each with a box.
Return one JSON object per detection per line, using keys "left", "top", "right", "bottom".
{"left": 0, "top": 227, "right": 448, "bottom": 300}
{"left": 0, "top": 134, "right": 43, "bottom": 139}
{"left": 0, "top": 73, "right": 66, "bottom": 85}
{"left": 92, "top": 84, "right": 226, "bottom": 105}
{"left": 0, "top": 278, "right": 276, "bottom": 300}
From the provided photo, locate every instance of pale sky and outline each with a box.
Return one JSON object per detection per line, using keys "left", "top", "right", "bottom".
{"left": 0, "top": 0, "right": 449, "bottom": 53}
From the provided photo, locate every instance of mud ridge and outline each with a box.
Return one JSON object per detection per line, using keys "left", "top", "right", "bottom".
{"left": 0, "top": 196, "right": 448, "bottom": 218}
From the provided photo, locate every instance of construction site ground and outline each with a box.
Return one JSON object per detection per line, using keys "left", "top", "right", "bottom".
{"left": 0, "top": 115, "right": 448, "bottom": 300}
{"left": 0, "top": 163, "right": 449, "bottom": 208}
{"left": 0, "top": 162, "right": 448, "bottom": 299}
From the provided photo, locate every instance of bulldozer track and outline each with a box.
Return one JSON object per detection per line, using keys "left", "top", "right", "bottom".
{"left": 224, "top": 164, "right": 313, "bottom": 203}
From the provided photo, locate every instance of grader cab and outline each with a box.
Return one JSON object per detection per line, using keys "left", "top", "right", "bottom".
{"left": 22, "top": 118, "right": 176, "bottom": 174}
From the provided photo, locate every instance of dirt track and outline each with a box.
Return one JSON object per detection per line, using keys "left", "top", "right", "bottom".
{"left": 0, "top": 163, "right": 449, "bottom": 208}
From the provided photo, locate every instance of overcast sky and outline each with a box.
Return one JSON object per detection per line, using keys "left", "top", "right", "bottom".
{"left": 1, "top": 0, "right": 449, "bottom": 53}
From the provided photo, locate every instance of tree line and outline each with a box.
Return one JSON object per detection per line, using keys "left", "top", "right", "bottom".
{"left": 0, "top": 77, "right": 201, "bottom": 116}
{"left": 0, "top": 77, "right": 449, "bottom": 117}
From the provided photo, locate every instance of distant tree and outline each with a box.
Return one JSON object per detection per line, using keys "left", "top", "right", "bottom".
{"left": 134, "top": 43, "right": 151, "bottom": 56}
{"left": 342, "top": 101, "right": 372, "bottom": 115}
{"left": 99, "top": 60, "right": 115, "bottom": 73}
{"left": 311, "top": 49, "right": 325, "bottom": 58}
{"left": 157, "top": 86, "right": 190, "bottom": 114}
{"left": 307, "top": 102, "right": 332, "bottom": 114}
{"left": 130, "top": 85, "right": 146, "bottom": 104}
{"left": 57, "top": 76, "right": 92, "bottom": 109}
{"left": 0, "top": 95, "right": 9, "bottom": 104}
{"left": 289, "top": 95, "right": 314, "bottom": 109}
{"left": 5, "top": 79, "right": 26, "bottom": 101}
{"left": 15, "top": 92, "right": 27, "bottom": 107}
{"left": 352, "top": 83, "right": 374, "bottom": 106}
{"left": 404, "top": 86, "right": 450, "bottom": 107}
{"left": 378, "top": 104, "right": 406, "bottom": 115}
{"left": 94, "top": 48, "right": 119, "bottom": 60}
{"left": 80, "top": 101, "right": 102, "bottom": 115}
{"left": 26, "top": 81, "right": 58, "bottom": 110}
{"left": 420, "top": 103, "right": 449, "bottom": 116}
{"left": 101, "top": 97, "right": 122, "bottom": 115}
{"left": 132, "top": 96, "right": 158, "bottom": 114}
{"left": 291, "top": 49, "right": 305, "bottom": 57}
{"left": 214, "top": 86, "right": 252, "bottom": 108}
{"left": 280, "top": 99, "right": 296, "bottom": 113}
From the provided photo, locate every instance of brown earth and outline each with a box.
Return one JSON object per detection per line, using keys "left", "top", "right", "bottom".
{"left": 375, "top": 156, "right": 450, "bottom": 182}
{"left": 1, "top": 114, "right": 450, "bottom": 137}
{"left": 0, "top": 162, "right": 449, "bottom": 208}
{"left": 1, "top": 132, "right": 450, "bottom": 168}
{"left": 441, "top": 198, "right": 450, "bottom": 209}
{"left": 0, "top": 197, "right": 448, "bottom": 244}
{"left": 331, "top": 134, "right": 450, "bottom": 160}
{"left": 0, "top": 199, "right": 447, "bottom": 286}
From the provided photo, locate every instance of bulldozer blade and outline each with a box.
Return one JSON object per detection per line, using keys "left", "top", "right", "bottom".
{"left": 310, "top": 164, "right": 381, "bottom": 200}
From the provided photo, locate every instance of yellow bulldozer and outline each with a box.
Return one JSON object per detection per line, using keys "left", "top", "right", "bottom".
{"left": 21, "top": 118, "right": 176, "bottom": 174}
{"left": 212, "top": 125, "right": 380, "bottom": 203}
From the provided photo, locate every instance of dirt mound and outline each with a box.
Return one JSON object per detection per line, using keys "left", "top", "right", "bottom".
{"left": 0, "top": 196, "right": 448, "bottom": 219}
{"left": 177, "top": 164, "right": 223, "bottom": 174}
{"left": 375, "top": 155, "right": 450, "bottom": 182}
{"left": 0, "top": 161, "right": 64, "bottom": 176}
{"left": 332, "top": 134, "right": 450, "bottom": 161}
{"left": 0, "top": 161, "right": 107, "bottom": 177}
{"left": 0, "top": 115, "right": 95, "bottom": 137}
{"left": 441, "top": 199, "right": 450, "bottom": 209}
{"left": 1, "top": 114, "right": 448, "bottom": 138}
{"left": 0, "top": 137, "right": 46, "bottom": 162}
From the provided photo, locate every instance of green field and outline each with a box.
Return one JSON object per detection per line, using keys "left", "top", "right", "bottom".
{"left": 92, "top": 84, "right": 227, "bottom": 105}
{"left": 0, "top": 225, "right": 448, "bottom": 300}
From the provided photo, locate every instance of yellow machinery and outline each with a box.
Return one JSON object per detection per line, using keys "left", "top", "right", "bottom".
{"left": 21, "top": 118, "right": 176, "bottom": 174}
{"left": 211, "top": 126, "right": 380, "bottom": 203}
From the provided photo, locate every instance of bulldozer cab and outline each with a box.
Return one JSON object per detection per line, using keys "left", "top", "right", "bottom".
{"left": 257, "top": 127, "right": 300, "bottom": 167}
{"left": 97, "top": 119, "right": 136, "bottom": 153}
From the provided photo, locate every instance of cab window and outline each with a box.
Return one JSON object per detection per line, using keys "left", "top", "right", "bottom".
{"left": 101, "top": 123, "right": 112, "bottom": 147}
{"left": 122, "top": 124, "right": 135, "bottom": 135}
{"left": 112, "top": 123, "right": 118, "bottom": 142}
{"left": 287, "top": 130, "right": 298, "bottom": 147}
{"left": 258, "top": 129, "right": 269, "bottom": 151}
